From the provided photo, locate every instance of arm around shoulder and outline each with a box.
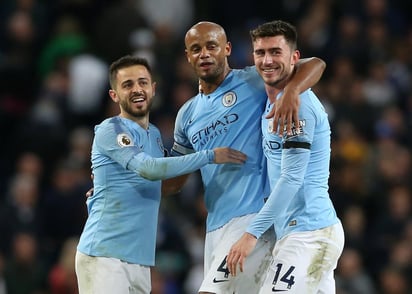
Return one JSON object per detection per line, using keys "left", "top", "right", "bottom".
{"left": 290, "top": 57, "right": 326, "bottom": 93}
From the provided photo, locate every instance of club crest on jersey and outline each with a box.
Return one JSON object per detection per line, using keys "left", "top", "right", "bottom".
{"left": 117, "top": 133, "right": 133, "bottom": 147}
{"left": 222, "top": 91, "right": 237, "bottom": 107}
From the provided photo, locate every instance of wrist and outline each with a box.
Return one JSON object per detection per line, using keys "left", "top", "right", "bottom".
{"left": 283, "top": 84, "right": 300, "bottom": 95}
{"left": 208, "top": 150, "right": 215, "bottom": 163}
{"left": 246, "top": 232, "right": 258, "bottom": 239}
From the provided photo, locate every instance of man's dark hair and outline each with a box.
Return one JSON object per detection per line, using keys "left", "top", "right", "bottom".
{"left": 109, "top": 55, "right": 152, "bottom": 89}
{"left": 250, "top": 20, "right": 298, "bottom": 50}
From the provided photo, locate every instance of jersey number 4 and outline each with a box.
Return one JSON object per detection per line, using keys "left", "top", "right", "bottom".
{"left": 217, "top": 256, "right": 230, "bottom": 278}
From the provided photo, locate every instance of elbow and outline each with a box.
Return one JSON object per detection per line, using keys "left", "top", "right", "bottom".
{"left": 139, "top": 171, "right": 162, "bottom": 181}
{"left": 283, "top": 174, "right": 304, "bottom": 187}
{"left": 313, "top": 57, "right": 326, "bottom": 74}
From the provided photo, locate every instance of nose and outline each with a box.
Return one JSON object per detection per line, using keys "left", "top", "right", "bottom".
{"left": 263, "top": 53, "right": 273, "bottom": 64}
{"left": 199, "top": 47, "right": 210, "bottom": 58}
{"left": 132, "top": 83, "right": 144, "bottom": 94}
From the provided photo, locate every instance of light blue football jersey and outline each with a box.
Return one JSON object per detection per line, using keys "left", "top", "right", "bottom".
{"left": 172, "top": 66, "right": 270, "bottom": 232}
{"left": 77, "top": 116, "right": 214, "bottom": 266}
{"left": 247, "top": 89, "right": 339, "bottom": 240}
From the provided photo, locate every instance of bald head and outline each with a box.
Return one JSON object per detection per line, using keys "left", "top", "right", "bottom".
{"left": 185, "top": 21, "right": 227, "bottom": 48}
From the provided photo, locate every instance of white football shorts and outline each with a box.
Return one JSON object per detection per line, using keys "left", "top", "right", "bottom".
{"left": 75, "top": 251, "right": 151, "bottom": 294}
{"left": 199, "top": 213, "right": 276, "bottom": 293}
{"left": 259, "top": 221, "right": 345, "bottom": 293}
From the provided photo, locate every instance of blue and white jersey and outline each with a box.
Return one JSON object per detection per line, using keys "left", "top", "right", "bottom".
{"left": 247, "top": 89, "right": 339, "bottom": 240}
{"left": 77, "top": 116, "right": 214, "bottom": 266}
{"left": 172, "top": 66, "right": 270, "bottom": 232}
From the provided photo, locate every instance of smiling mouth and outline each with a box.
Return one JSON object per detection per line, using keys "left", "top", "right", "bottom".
{"left": 262, "top": 67, "right": 280, "bottom": 73}
{"left": 131, "top": 97, "right": 145, "bottom": 103}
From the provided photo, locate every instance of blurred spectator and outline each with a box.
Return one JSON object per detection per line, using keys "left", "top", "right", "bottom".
{"left": 3, "top": 232, "right": 49, "bottom": 294}
{"left": 48, "top": 237, "right": 79, "bottom": 294}
{"left": 336, "top": 247, "right": 377, "bottom": 294}
{"left": 362, "top": 61, "right": 397, "bottom": 109}
{"left": 0, "top": 174, "right": 42, "bottom": 256}
{"left": 40, "top": 159, "right": 88, "bottom": 263}
{"left": 368, "top": 185, "right": 412, "bottom": 277}
{"left": 67, "top": 54, "right": 108, "bottom": 127}
{"left": 91, "top": 0, "right": 149, "bottom": 63}
{"left": 341, "top": 205, "right": 369, "bottom": 254}
{"left": 378, "top": 265, "right": 410, "bottom": 294}
{"left": 139, "top": 0, "right": 194, "bottom": 40}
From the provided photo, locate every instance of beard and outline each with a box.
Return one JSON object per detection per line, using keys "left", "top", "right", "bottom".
{"left": 120, "top": 98, "right": 152, "bottom": 118}
{"left": 197, "top": 61, "right": 226, "bottom": 84}
{"left": 264, "top": 70, "right": 290, "bottom": 88}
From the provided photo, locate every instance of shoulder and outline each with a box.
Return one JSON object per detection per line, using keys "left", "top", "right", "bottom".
{"left": 95, "top": 116, "right": 118, "bottom": 132}
{"left": 176, "top": 94, "right": 199, "bottom": 118}
{"left": 299, "top": 90, "right": 328, "bottom": 120}
{"left": 233, "top": 66, "right": 260, "bottom": 79}
{"left": 95, "top": 116, "right": 134, "bottom": 141}
{"left": 232, "top": 66, "right": 265, "bottom": 92}
{"left": 148, "top": 123, "right": 161, "bottom": 136}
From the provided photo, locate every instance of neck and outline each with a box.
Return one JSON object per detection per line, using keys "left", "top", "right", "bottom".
{"left": 265, "top": 84, "right": 281, "bottom": 104}
{"left": 200, "top": 65, "right": 232, "bottom": 95}
{"left": 265, "top": 75, "right": 291, "bottom": 103}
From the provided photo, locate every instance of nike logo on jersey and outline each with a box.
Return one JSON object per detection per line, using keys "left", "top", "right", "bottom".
{"left": 213, "top": 278, "right": 229, "bottom": 283}
{"left": 272, "top": 289, "right": 287, "bottom": 292}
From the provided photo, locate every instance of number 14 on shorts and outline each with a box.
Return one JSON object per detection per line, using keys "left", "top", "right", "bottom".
{"left": 271, "top": 263, "right": 295, "bottom": 290}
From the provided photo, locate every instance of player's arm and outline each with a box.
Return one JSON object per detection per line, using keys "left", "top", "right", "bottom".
{"left": 228, "top": 146, "right": 310, "bottom": 276}
{"left": 129, "top": 147, "right": 246, "bottom": 181}
{"left": 162, "top": 174, "right": 190, "bottom": 197}
{"left": 267, "top": 57, "right": 326, "bottom": 136}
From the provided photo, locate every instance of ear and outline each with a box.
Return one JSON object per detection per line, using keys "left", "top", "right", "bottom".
{"left": 152, "top": 82, "right": 156, "bottom": 96}
{"left": 291, "top": 50, "right": 300, "bottom": 65}
{"left": 225, "top": 41, "right": 232, "bottom": 57}
{"left": 185, "top": 49, "right": 190, "bottom": 63}
{"left": 109, "top": 89, "right": 119, "bottom": 103}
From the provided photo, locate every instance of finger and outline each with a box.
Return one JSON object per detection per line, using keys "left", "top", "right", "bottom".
{"left": 293, "top": 110, "right": 300, "bottom": 134}
{"left": 227, "top": 254, "right": 236, "bottom": 276}
{"left": 272, "top": 112, "right": 280, "bottom": 134}
{"left": 229, "top": 149, "right": 246, "bottom": 157}
{"left": 229, "top": 151, "right": 247, "bottom": 163}
{"left": 239, "top": 256, "right": 244, "bottom": 273}
{"left": 278, "top": 115, "right": 285, "bottom": 137}
{"left": 230, "top": 261, "right": 237, "bottom": 277}
{"left": 233, "top": 151, "right": 247, "bottom": 161}
{"left": 286, "top": 113, "right": 293, "bottom": 135}
{"left": 265, "top": 106, "right": 275, "bottom": 119}
{"left": 227, "top": 155, "right": 244, "bottom": 164}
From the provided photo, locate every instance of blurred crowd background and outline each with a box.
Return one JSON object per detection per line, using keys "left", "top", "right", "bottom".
{"left": 0, "top": 0, "right": 412, "bottom": 293}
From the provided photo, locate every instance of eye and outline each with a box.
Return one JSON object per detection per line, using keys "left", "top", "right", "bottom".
{"left": 123, "top": 82, "right": 133, "bottom": 89}
{"left": 190, "top": 46, "right": 201, "bottom": 53}
{"left": 254, "top": 50, "right": 265, "bottom": 57}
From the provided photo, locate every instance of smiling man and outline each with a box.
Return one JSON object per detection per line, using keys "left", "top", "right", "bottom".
{"left": 227, "top": 20, "right": 345, "bottom": 293}
{"left": 75, "top": 55, "right": 248, "bottom": 294}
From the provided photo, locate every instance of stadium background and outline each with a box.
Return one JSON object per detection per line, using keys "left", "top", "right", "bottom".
{"left": 0, "top": 0, "right": 411, "bottom": 293}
